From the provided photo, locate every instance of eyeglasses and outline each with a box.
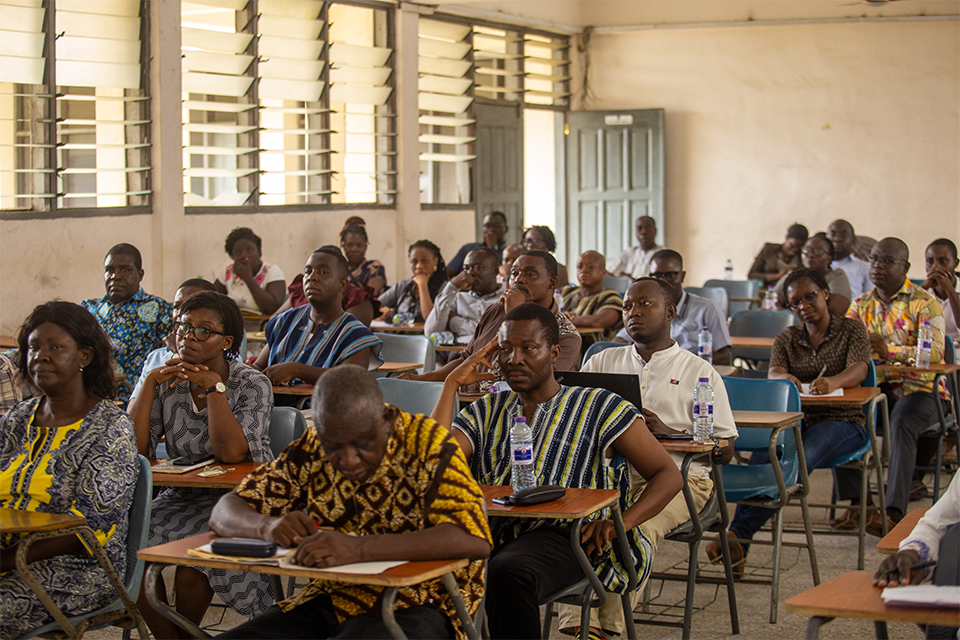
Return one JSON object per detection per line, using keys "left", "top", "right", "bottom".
{"left": 650, "top": 271, "right": 682, "bottom": 282}
{"left": 787, "top": 289, "right": 822, "bottom": 310}
{"left": 801, "top": 248, "right": 829, "bottom": 257}
{"left": 868, "top": 255, "right": 905, "bottom": 266}
{"left": 175, "top": 321, "right": 226, "bottom": 342}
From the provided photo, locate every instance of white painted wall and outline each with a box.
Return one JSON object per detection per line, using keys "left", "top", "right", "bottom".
{"left": 573, "top": 20, "right": 960, "bottom": 287}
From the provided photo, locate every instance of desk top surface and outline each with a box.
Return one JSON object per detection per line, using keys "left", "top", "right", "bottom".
{"left": 875, "top": 363, "right": 960, "bottom": 374}
{"left": 877, "top": 507, "right": 929, "bottom": 554}
{"left": 732, "top": 410, "right": 804, "bottom": 429}
{"left": 783, "top": 570, "right": 960, "bottom": 626}
{"left": 371, "top": 321, "right": 425, "bottom": 334}
{"left": 0, "top": 508, "right": 86, "bottom": 533}
{"left": 482, "top": 485, "right": 618, "bottom": 519}
{"left": 800, "top": 386, "right": 881, "bottom": 407}
{"left": 150, "top": 460, "right": 261, "bottom": 488}
{"left": 138, "top": 532, "right": 468, "bottom": 587}
{"left": 729, "top": 336, "right": 775, "bottom": 348}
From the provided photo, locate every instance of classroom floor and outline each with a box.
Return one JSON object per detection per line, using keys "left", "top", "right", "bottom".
{"left": 87, "top": 467, "right": 950, "bottom": 640}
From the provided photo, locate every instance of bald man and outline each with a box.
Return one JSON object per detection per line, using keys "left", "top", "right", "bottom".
{"left": 560, "top": 250, "right": 624, "bottom": 346}
{"left": 843, "top": 238, "right": 948, "bottom": 535}
{"left": 609, "top": 216, "right": 663, "bottom": 279}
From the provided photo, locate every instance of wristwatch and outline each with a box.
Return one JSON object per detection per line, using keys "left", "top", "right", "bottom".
{"left": 205, "top": 382, "right": 226, "bottom": 396}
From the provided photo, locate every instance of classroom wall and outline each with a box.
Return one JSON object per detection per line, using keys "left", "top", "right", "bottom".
{"left": 574, "top": 20, "right": 960, "bottom": 287}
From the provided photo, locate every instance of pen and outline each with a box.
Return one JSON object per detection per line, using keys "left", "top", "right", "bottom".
{"left": 883, "top": 560, "right": 937, "bottom": 575}
{"left": 815, "top": 365, "right": 827, "bottom": 380}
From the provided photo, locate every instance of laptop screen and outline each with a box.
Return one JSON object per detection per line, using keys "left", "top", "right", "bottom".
{"left": 553, "top": 370, "right": 642, "bottom": 413}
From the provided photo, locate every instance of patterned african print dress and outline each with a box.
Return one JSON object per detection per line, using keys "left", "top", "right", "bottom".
{"left": 146, "top": 360, "right": 275, "bottom": 616}
{"left": 0, "top": 398, "right": 139, "bottom": 639}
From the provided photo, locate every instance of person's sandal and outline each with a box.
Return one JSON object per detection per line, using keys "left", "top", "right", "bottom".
{"left": 575, "top": 627, "right": 609, "bottom": 640}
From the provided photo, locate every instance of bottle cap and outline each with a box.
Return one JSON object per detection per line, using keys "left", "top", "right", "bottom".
{"left": 702, "top": 326, "right": 709, "bottom": 331}
{"left": 514, "top": 416, "right": 526, "bottom": 423}
{"left": 698, "top": 377, "right": 709, "bottom": 382}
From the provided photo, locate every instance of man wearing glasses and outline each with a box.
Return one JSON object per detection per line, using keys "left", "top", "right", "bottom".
{"left": 772, "top": 235, "right": 852, "bottom": 317}
{"left": 844, "top": 237, "right": 948, "bottom": 532}
{"left": 613, "top": 250, "right": 732, "bottom": 366}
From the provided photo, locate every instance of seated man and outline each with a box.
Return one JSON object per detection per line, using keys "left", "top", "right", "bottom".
{"left": 828, "top": 219, "right": 872, "bottom": 299}
{"left": 560, "top": 250, "right": 624, "bottom": 345}
{"left": 80, "top": 242, "right": 173, "bottom": 406}
{"left": 498, "top": 244, "right": 524, "bottom": 286}
{"left": 430, "top": 303, "right": 682, "bottom": 639}
{"left": 425, "top": 247, "right": 504, "bottom": 344}
{"left": 747, "top": 223, "right": 807, "bottom": 286}
{"left": 211, "top": 366, "right": 492, "bottom": 639}
{"left": 923, "top": 238, "right": 960, "bottom": 342}
{"left": 609, "top": 216, "right": 663, "bottom": 279}
{"left": 614, "top": 250, "right": 732, "bottom": 366}
{"left": 446, "top": 211, "right": 508, "bottom": 277}
{"left": 558, "top": 278, "right": 737, "bottom": 637}
{"left": 875, "top": 471, "right": 958, "bottom": 640}
{"left": 254, "top": 248, "right": 382, "bottom": 386}
{"left": 403, "top": 251, "right": 581, "bottom": 389}
{"left": 130, "top": 278, "right": 217, "bottom": 399}
{"left": 845, "top": 238, "right": 948, "bottom": 529}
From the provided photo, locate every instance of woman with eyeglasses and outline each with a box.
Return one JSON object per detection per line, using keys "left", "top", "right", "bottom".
{"left": 772, "top": 235, "right": 852, "bottom": 316}
{"left": 128, "top": 291, "right": 275, "bottom": 637}
{"left": 708, "top": 268, "right": 872, "bottom": 573}
{"left": 522, "top": 226, "right": 569, "bottom": 287}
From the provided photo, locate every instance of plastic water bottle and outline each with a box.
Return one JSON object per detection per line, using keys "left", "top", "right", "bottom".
{"left": 698, "top": 326, "right": 713, "bottom": 364}
{"left": 510, "top": 416, "right": 535, "bottom": 491}
{"left": 763, "top": 288, "right": 778, "bottom": 311}
{"left": 693, "top": 377, "right": 715, "bottom": 443}
{"left": 430, "top": 331, "right": 455, "bottom": 346}
{"left": 916, "top": 320, "right": 933, "bottom": 368}
{"left": 724, "top": 259, "right": 734, "bottom": 281}
{"left": 391, "top": 311, "right": 414, "bottom": 326}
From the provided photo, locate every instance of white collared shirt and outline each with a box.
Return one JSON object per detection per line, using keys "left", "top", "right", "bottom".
{"left": 609, "top": 245, "right": 664, "bottom": 279}
{"left": 583, "top": 341, "right": 738, "bottom": 477}
{"left": 423, "top": 281, "right": 505, "bottom": 341}
{"left": 832, "top": 255, "right": 871, "bottom": 299}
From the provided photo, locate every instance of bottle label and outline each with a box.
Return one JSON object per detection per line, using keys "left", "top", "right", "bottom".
{"left": 512, "top": 445, "right": 532, "bottom": 463}
{"left": 698, "top": 344, "right": 712, "bottom": 355}
{"left": 919, "top": 339, "right": 932, "bottom": 350}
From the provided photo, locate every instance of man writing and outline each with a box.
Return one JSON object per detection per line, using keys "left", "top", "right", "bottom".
{"left": 403, "top": 250, "right": 581, "bottom": 386}
{"left": 609, "top": 215, "right": 663, "bottom": 279}
{"left": 447, "top": 211, "right": 509, "bottom": 277}
{"left": 615, "top": 250, "right": 732, "bottom": 366}
{"left": 80, "top": 243, "right": 173, "bottom": 406}
{"left": 844, "top": 237, "right": 948, "bottom": 531}
{"left": 431, "top": 303, "right": 682, "bottom": 639}
{"left": 562, "top": 278, "right": 737, "bottom": 637}
{"left": 212, "top": 366, "right": 492, "bottom": 639}
{"left": 425, "top": 247, "right": 504, "bottom": 344}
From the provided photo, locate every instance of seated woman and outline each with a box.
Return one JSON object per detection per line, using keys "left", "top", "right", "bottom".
{"left": 128, "top": 292, "right": 275, "bottom": 636}
{"left": 522, "top": 225, "right": 569, "bottom": 286}
{"left": 272, "top": 247, "right": 380, "bottom": 328}
{"left": 773, "top": 235, "right": 852, "bottom": 317}
{"left": 255, "top": 248, "right": 382, "bottom": 386}
{"left": 708, "top": 268, "right": 870, "bottom": 573}
{"left": 340, "top": 223, "right": 387, "bottom": 297}
{"left": 747, "top": 222, "right": 808, "bottom": 285}
{"left": 377, "top": 240, "right": 447, "bottom": 324}
{"left": 561, "top": 250, "right": 623, "bottom": 346}
{"left": 214, "top": 227, "right": 286, "bottom": 316}
{"left": 0, "top": 301, "right": 139, "bottom": 639}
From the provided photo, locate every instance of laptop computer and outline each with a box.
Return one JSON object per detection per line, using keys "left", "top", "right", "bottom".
{"left": 553, "top": 370, "right": 643, "bottom": 413}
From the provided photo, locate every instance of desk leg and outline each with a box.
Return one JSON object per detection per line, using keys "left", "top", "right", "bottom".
{"left": 441, "top": 571, "right": 480, "bottom": 640}
{"left": 804, "top": 616, "right": 832, "bottom": 640}
{"left": 380, "top": 587, "right": 406, "bottom": 640}
{"left": 611, "top": 505, "right": 638, "bottom": 640}
{"left": 711, "top": 458, "right": 740, "bottom": 635}
{"left": 16, "top": 531, "right": 80, "bottom": 639}
{"left": 144, "top": 564, "right": 211, "bottom": 639}
{"left": 873, "top": 620, "right": 889, "bottom": 639}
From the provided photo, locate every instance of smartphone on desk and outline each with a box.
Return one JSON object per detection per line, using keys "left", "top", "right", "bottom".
{"left": 172, "top": 456, "right": 215, "bottom": 466}
{"left": 653, "top": 433, "right": 693, "bottom": 441}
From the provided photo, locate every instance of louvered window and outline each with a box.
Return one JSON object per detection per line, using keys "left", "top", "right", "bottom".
{"left": 1, "top": 0, "right": 150, "bottom": 213}
{"left": 183, "top": 0, "right": 394, "bottom": 209}
{"left": 522, "top": 33, "right": 571, "bottom": 107}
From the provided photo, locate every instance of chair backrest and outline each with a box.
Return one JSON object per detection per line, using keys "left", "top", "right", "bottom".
{"left": 684, "top": 286, "right": 729, "bottom": 318}
{"left": 126, "top": 455, "right": 153, "bottom": 593}
{"left": 377, "top": 378, "right": 447, "bottom": 421}
{"left": 583, "top": 341, "right": 622, "bottom": 366}
{"left": 703, "top": 279, "right": 762, "bottom": 317}
{"left": 268, "top": 406, "right": 307, "bottom": 458}
{"left": 945, "top": 338, "right": 956, "bottom": 365}
{"left": 602, "top": 274, "right": 633, "bottom": 294}
{"left": 862, "top": 358, "right": 877, "bottom": 387}
{"left": 728, "top": 310, "right": 798, "bottom": 362}
{"left": 721, "top": 376, "right": 800, "bottom": 451}
{"left": 375, "top": 332, "right": 435, "bottom": 374}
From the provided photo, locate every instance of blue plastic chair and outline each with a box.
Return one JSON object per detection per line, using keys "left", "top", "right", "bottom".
{"left": 728, "top": 310, "right": 798, "bottom": 370}
{"left": 268, "top": 406, "right": 307, "bottom": 458}
{"left": 602, "top": 274, "right": 633, "bottom": 294}
{"left": 377, "top": 377, "right": 446, "bottom": 420}
{"left": 703, "top": 279, "right": 762, "bottom": 317}
{"left": 721, "top": 377, "right": 819, "bottom": 623}
{"left": 374, "top": 332, "right": 436, "bottom": 375}
{"left": 13, "top": 455, "right": 152, "bottom": 640}
{"left": 683, "top": 286, "right": 729, "bottom": 318}
{"left": 916, "top": 338, "right": 958, "bottom": 501}
{"left": 582, "top": 341, "right": 623, "bottom": 366}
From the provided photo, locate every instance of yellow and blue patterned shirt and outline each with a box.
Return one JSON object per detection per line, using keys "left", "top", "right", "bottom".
{"left": 81, "top": 288, "right": 173, "bottom": 406}
{"left": 846, "top": 279, "right": 947, "bottom": 398}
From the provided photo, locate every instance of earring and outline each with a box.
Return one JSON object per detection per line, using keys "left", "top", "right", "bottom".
{"left": 79, "top": 365, "right": 84, "bottom": 372}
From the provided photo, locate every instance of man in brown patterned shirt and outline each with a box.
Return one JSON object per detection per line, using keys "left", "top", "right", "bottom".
{"left": 211, "top": 366, "right": 492, "bottom": 639}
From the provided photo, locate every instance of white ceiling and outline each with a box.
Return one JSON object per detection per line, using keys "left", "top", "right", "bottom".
{"left": 422, "top": 0, "right": 960, "bottom": 30}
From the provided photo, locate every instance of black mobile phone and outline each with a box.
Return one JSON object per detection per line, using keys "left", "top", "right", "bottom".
{"left": 172, "top": 456, "right": 214, "bottom": 466}
{"left": 653, "top": 433, "right": 694, "bottom": 441}
{"left": 491, "top": 497, "right": 512, "bottom": 505}
{"left": 210, "top": 538, "right": 277, "bottom": 558}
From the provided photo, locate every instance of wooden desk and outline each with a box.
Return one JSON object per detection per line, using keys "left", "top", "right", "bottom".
{"left": 875, "top": 363, "right": 960, "bottom": 375}
{"left": 0, "top": 507, "right": 85, "bottom": 534}
{"left": 713, "top": 364, "right": 739, "bottom": 377}
{"left": 0, "top": 335, "right": 16, "bottom": 349}
{"left": 434, "top": 344, "right": 464, "bottom": 353}
{"left": 729, "top": 336, "right": 775, "bottom": 349}
{"left": 246, "top": 331, "right": 266, "bottom": 344}
{"left": 241, "top": 311, "right": 269, "bottom": 322}
{"left": 378, "top": 362, "right": 422, "bottom": 374}
{"left": 371, "top": 321, "right": 426, "bottom": 334}
{"left": 732, "top": 410, "right": 804, "bottom": 429}
{"left": 458, "top": 391, "right": 485, "bottom": 405}
{"left": 800, "top": 386, "right": 881, "bottom": 407}
{"left": 877, "top": 507, "right": 928, "bottom": 554}
{"left": 577, "top": 326, "right": 606, "bottom": 335}
{"left": 150, "top": 460, "right": 261, "bottom": 489}
{"left": 784, "top": 570, "right": 960, "bottom": 639}
{"left": 139, "top": 532, "right": 477, "bottom": 640}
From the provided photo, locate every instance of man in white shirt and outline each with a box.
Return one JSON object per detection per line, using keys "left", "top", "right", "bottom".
{"left": 828, "top": 219, "right": 872, "bottom": 299}
{"left": 557, "top": 277, "right": 738, "bottom": 637}
{"left": 609, "top": 216, "right": 664, "bottom": 279}
{"left": 923, "top": 238, "right": 960, "bottom": 342}
{"left": 424, "top": 247, "right": 504, "bottom": 343}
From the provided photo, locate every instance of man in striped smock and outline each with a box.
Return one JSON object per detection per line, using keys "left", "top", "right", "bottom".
{"left": 430, "top": 303, "right": 682, "bottom": 639}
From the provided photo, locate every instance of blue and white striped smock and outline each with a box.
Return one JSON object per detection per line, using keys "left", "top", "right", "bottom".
{"left": 146, "top": 361, "right": 275, "bottom": 616}
{"left": 453, "top": 385, "right": 652, "bottom": 595}
{"left": 264, "top": 308, "right": 383, "bottom": 380}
